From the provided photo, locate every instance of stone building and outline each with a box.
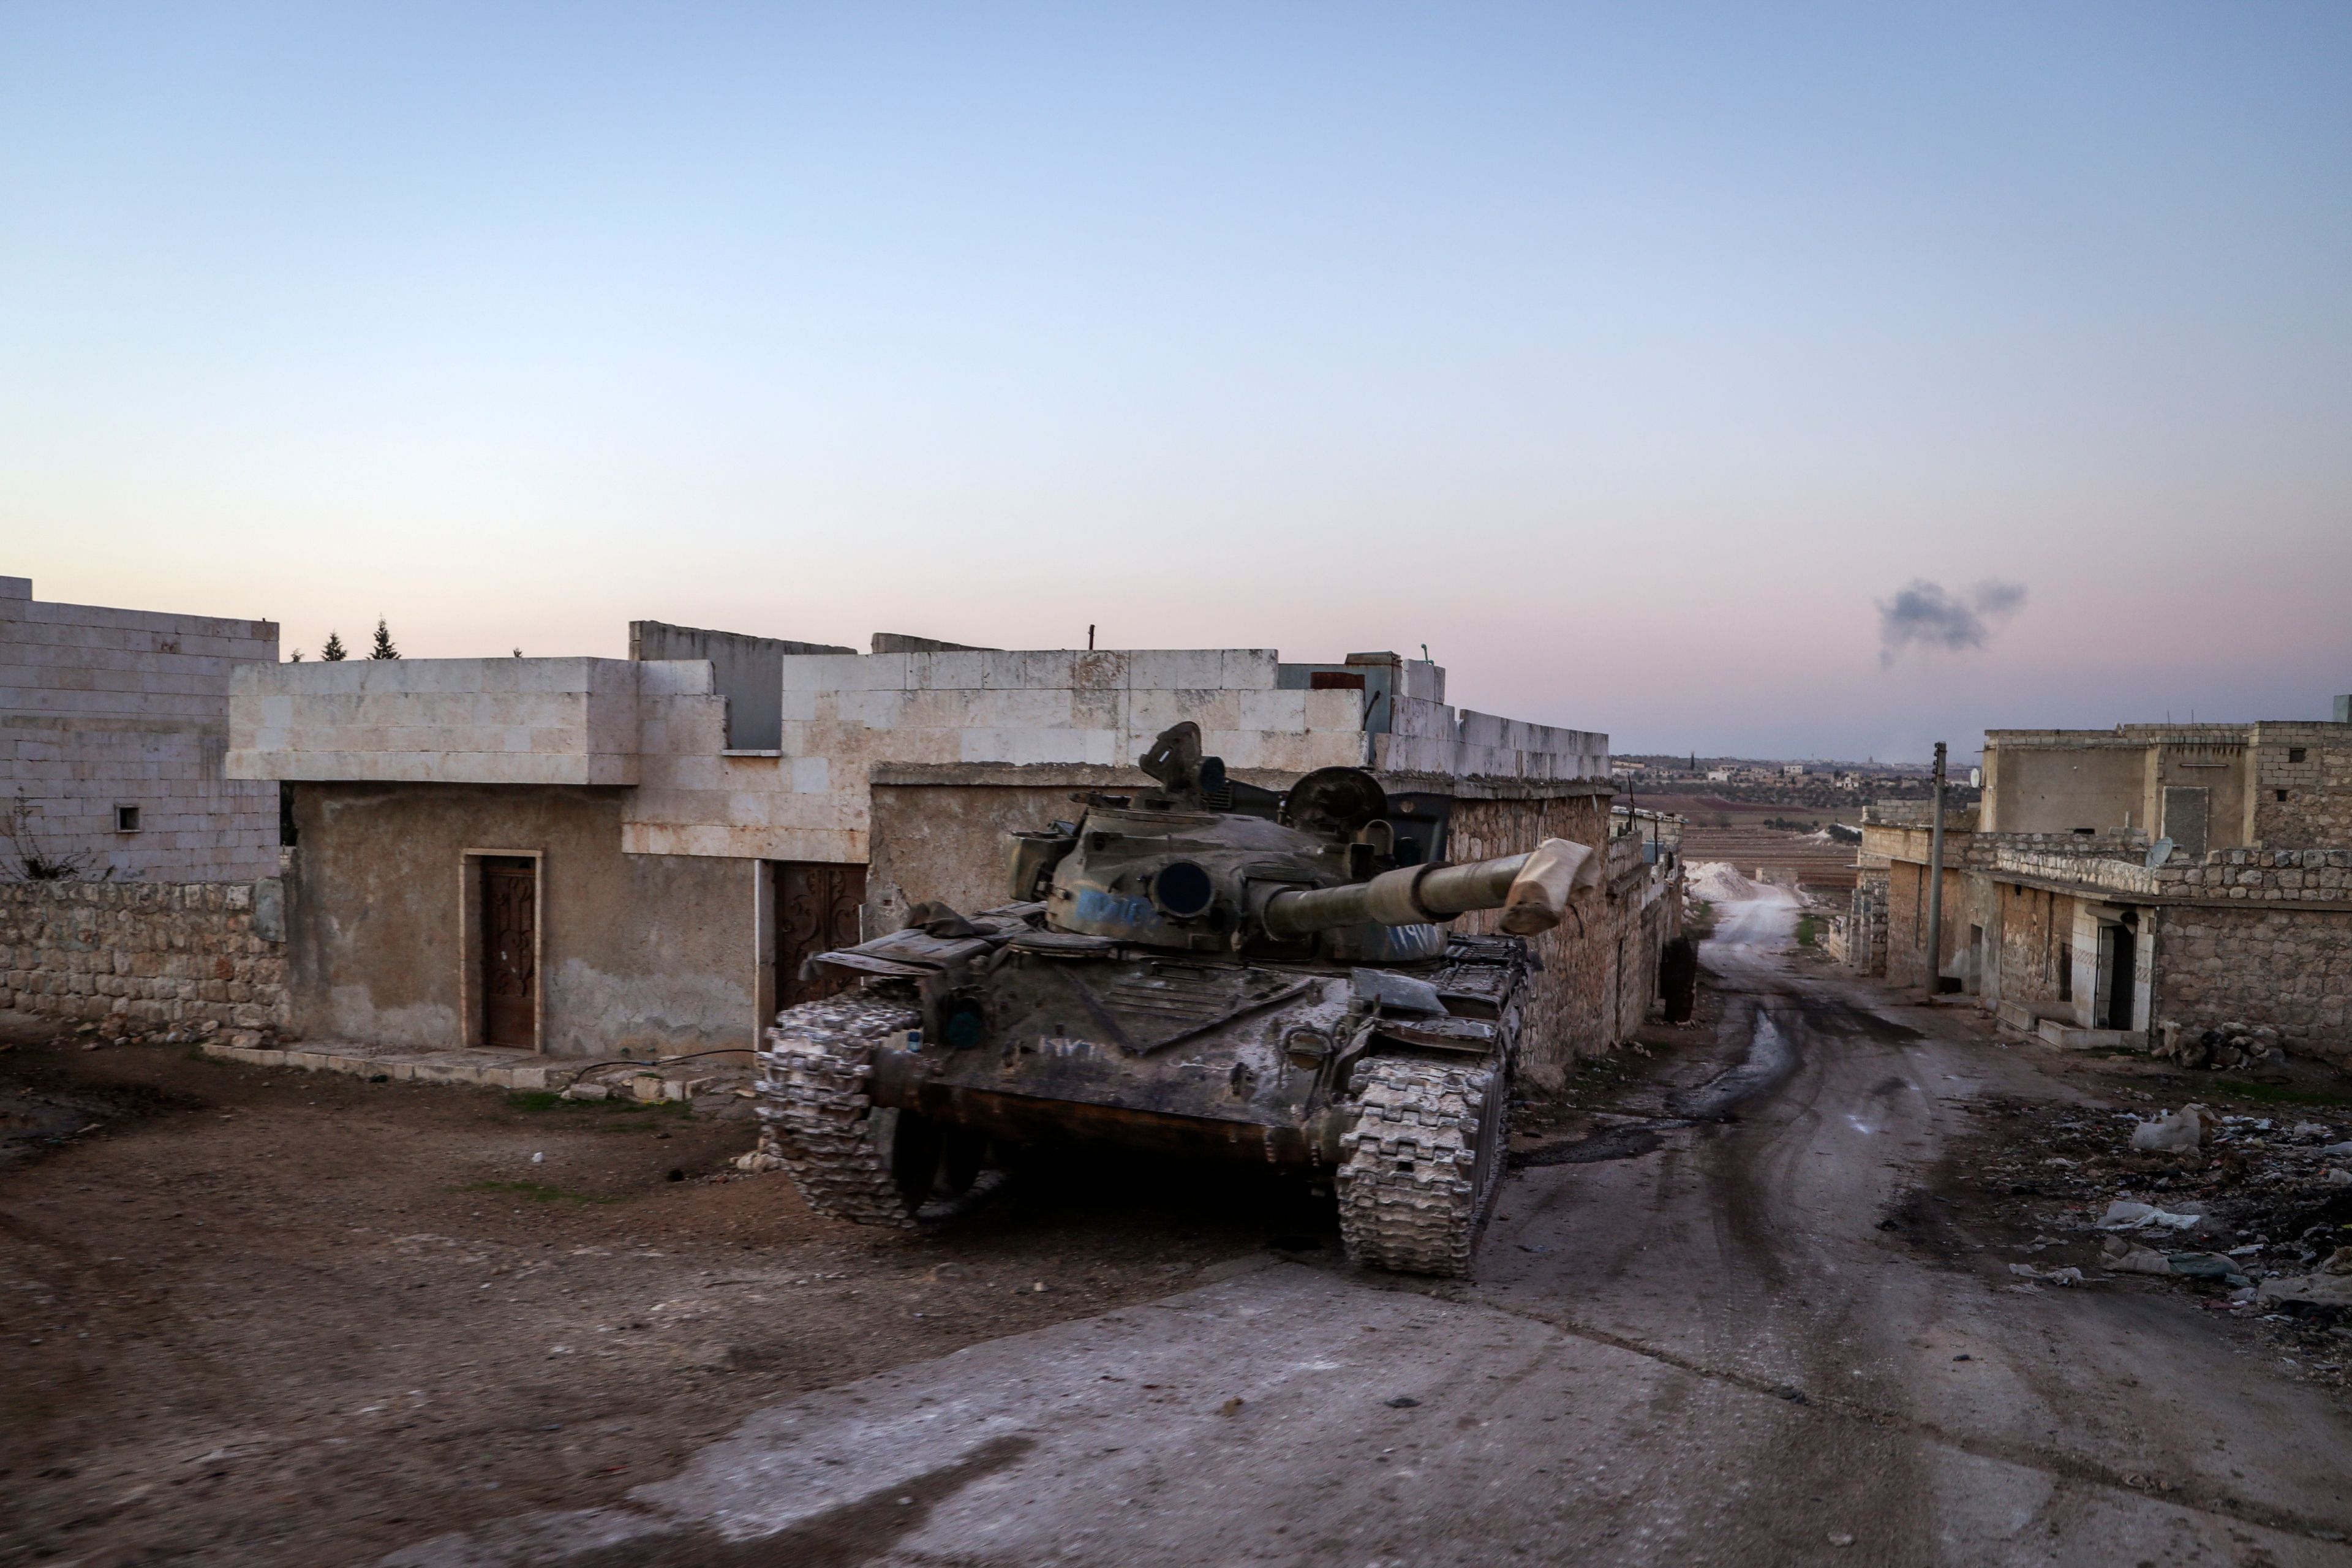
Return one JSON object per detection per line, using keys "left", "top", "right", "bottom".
{"left": 224, "top": 625, "right": 1676, "bottom": 1089}
{"left": 1840, "top": 711, "right": 2352, "bottom": 1069}
{"left": 1, "top": 576, "right": 281, "bottom": 881}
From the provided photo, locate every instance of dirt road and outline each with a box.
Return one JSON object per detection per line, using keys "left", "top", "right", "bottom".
{"left": 385, "top": 886, "right": 2352, "bottom": 1567}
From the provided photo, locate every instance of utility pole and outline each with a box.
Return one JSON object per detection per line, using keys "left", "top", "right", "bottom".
{"left": 1926, "top": 741, "right": 1947, "bottom": 997}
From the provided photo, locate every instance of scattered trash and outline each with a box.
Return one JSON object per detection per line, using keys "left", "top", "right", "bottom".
{"left": 530, "top": 1152, "right": 545, "bottom": 1164}
{"left": 2008, "top": 1263, "right": 2084, "bottom": 1286}
{"left": 2130, "top": 1105, "right": 2207, "bottom": 1153}
{"left": 1385, "top": 1396, "right": 1420, "bottom": 1409}
{"left": 1828, "top": 1534, "right": 1856, "bottom": 1548}
{"left": 2256, "top": 1273, "right": 2352, "bottom": 1310}
{"left": 2098, "top": 1200, "right": 2206, "bottom": 1233}
{"left": 2100, "top": 1236, "right": 2251, "bottom": 1286}
{"left": 1218, "top": 1397, "right": 1245, "bottom": 1416}
{"left": 1952, "top": 1354, "right": 1972, "bottom": 1362}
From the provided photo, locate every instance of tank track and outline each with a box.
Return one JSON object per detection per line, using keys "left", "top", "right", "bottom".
{"left": 754, "top": 995, "right": 923, "bottom": 1230}
{"left": 1335, "top": 1057, "right": 1506, "bottom": 1277}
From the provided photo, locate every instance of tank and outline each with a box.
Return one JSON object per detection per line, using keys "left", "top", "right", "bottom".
{"left": 753, "top": 722, "right": 1600, "bottom": 1276}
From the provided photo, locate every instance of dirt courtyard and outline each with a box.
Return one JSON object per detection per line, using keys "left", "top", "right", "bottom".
{"left": 0, "top": 1015, "right": 1316, "bottom": 1566}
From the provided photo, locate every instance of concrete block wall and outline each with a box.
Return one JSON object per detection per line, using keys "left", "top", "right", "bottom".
{"left": 1, "top": 576, "right": 281, "bottom": 881}
{"left": 0, "top": 876, "right": 287, "bottom": 1039}
{"left": 227, "top": 657, "right": 649, "bottom": 786}
{"left": 227, "top": 639, "right": 1615, "bottom": 867}
{"left": 1379, "top": 701, "right": 1607, "bottom": 780}
{"left": 625, "top": 647, "right": 1385, "bottom": 862}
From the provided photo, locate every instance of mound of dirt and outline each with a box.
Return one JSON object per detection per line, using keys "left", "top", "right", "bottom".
{"left": 1684, "top": 861, "right": 1762, "bottom": 903}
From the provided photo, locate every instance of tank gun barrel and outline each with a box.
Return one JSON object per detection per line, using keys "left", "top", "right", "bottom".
{"left": 1259, "top": 837, "right": 1598, "bottom": 940}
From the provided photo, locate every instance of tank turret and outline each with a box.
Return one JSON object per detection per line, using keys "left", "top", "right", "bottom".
{"left": 1011, "top": 722, "right": 1597, "bottom": 956}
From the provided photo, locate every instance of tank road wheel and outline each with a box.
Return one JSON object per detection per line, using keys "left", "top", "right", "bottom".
{"left": 755, "top": 996, "right": 924, "bottom": 1229}
{"left": 1335, "top": 1056, "right": 1510, "bottom": 1277}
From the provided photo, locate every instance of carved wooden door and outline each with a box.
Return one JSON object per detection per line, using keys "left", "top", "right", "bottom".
{"left": 777, "top": 862, "right": 866, "bottom": 1008}
{"left": 481, "top": 857, "right": 538, "bottom": 1049}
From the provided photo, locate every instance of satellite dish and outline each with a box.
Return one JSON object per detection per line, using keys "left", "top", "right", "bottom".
{"left": 2145, "top": 837, "right": 2174, "bottom": 869}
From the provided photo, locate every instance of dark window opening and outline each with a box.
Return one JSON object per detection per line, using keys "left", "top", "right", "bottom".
{"left": 2288, "top": 748, "right": 2307, "bottom": 763}
{"left": 112, "top": 804, "right": 140, "bottom": 832}
{"left": 2277, "top": 790, "right": 2290, "bottom": 802}
{"left": 2057, "top": 944, "right": 2072, "bottom": 1002}
{"left": 279, "top": 783, "right": 298, "bottom": 847}
{"left": 1308, "top": 671, "right": 1366, "bottom": 691}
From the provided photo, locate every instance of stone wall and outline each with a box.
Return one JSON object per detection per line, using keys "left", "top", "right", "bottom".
{"left": 2, "top": 576, "right": 281, "bottom": 881}
{"left": 2153, "top": 904, "right": 2352, "bottom": 1070}
{"left": 1879, "top": 860, "right": 1990, "bottom": 990}
{"left": 1993, "top": 883, "right": 2073, "bottom": 1013}
{"left": 1447, "top": 793, "right": 1668, "bottom": 1091}
{"left": 2250, "top": 729, "right": 2352, "bottom": 850}
{"left": 0, "top": 876, "right": 287, "bottom": 1039}
{"left": 2003, "top": 845, "right": 2352, "bottom": 906}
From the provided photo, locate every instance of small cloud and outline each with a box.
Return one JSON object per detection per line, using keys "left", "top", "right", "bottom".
{"left": 1877, "top": 579, "right": 2027, "bottom": 667}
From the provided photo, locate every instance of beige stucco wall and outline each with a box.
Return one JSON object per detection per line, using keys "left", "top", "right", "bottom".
{"left": 285, "top": 782, "right": 755, "bottom": 1058}
{"left": 1984, "top": 742, "right": 2147, "bottom": 834}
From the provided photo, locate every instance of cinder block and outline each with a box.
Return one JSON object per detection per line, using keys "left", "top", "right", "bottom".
{"left": 1240, "top": 689, "right": 1310, "bottom": 733}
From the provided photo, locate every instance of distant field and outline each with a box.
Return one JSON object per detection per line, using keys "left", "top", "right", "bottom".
{"left": 1667, "top": 797, "right": 1861, "bottom": 895}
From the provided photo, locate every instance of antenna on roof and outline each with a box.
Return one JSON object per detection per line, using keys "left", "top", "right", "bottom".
{"left": 1420, "top": 643, "right": 1430, "bottom": 662}
{"left": 1088, "top": 624, "right": 1095, "bottom": 651}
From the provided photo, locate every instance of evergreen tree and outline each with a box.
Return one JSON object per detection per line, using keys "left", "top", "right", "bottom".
{"left": 368, "top": 618, "right": 400, "bottom": 660}
{"left": 320, "top": 631, "right": 348, "bottom": 662}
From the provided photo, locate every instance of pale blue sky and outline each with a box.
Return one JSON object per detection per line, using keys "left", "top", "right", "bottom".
{"left": 5, "top": 3, "right": 2348, "bottom": 760}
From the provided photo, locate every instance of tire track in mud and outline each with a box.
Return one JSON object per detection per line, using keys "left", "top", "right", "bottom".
{"left": 1511, "top": 1003, "right": 1803, "bottom": 1170}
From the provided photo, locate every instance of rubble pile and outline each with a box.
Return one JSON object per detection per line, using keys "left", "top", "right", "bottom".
{"left": 1947, "top": 1095, "right": 2352, "bottom": 1387}
{"left": 2154, "top": 1020, "right": 2283, "bottom": 1072}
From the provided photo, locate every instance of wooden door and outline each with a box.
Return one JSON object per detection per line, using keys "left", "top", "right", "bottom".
{"left": 777, "top": 862, "right": 866, "bottom": 1008}
{"left": 481, "top": 857, "right": 538, "bottom": 1049}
